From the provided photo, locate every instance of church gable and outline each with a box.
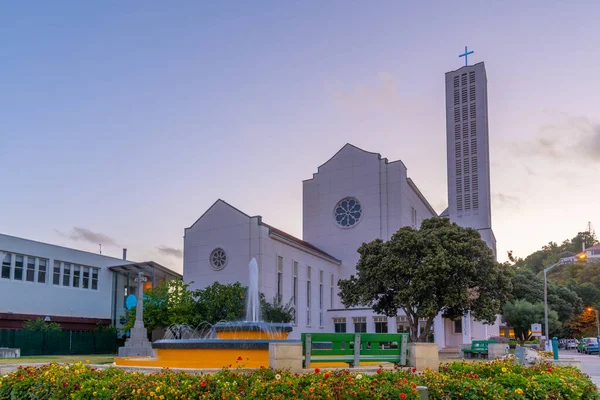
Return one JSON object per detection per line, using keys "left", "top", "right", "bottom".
{"left": 311, "top": 143, "right": 384, "bottom": 178}
{"left": 184, "top": 199, "right": 253, "bottom": 236}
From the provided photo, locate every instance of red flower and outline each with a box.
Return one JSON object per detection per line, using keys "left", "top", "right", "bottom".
{"left": 548, "top": 368, "right": 553, "bottom": 373}
{"left": 400, "top": 393, "right": 407, "bottom": 399}
{"left": 201, "top": 381, "right": 207, "bottom": 387}
{"left": 411, "top": 367, "right": 417, "bottom": 373}
{"left": 376, "top": 369, "right": 382, "bottom": 374}
{"left": 324, "top": 373, "right": 330, "bottom": 379}
{"left": 237, "top": 356, "right": 243, "bottom": 361}
{"left": 63, "top": 382, "right": 68, "bottom": 387}
{"left": 314, "top": 368, "right": 320, "bottom": 374}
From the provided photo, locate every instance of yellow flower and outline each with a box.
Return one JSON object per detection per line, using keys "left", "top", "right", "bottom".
{"left": 93, "top": 392, "right": 97, "bottom": 397}
{"left": 85, "top": 360, "right": 90, "bottom": 364}
{"left": 137, "top": 389, "right": 141, "bottom": 394}
{"left": 501, "top": 367, "right": 507, "bottom": 372}
{"left": 156, "top": 386, "right": 161, "bottom": 392}
{"left": 515, "top": 388, "right": 524, "bottom": 395}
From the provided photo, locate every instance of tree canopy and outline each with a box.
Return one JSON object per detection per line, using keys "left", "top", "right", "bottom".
{"left": 502, "top": 299, "right": 560, "bottom": 341}
{"left": 122, "top": 280, "right": 294, "bottom": 332}
{"left": 338, "top": 217, "right": 513, "bottom": 342}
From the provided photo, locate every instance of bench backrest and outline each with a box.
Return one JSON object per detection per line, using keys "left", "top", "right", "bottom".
{"left": 471, "top": 340, "right": 498, "bottom": 350}
{"left": 301, "top": 332, "right": 409, "bottom": 367}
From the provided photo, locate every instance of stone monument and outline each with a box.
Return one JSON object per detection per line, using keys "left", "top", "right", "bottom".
{"left": 118, "top": 271, "right": 154, "bottom": 356}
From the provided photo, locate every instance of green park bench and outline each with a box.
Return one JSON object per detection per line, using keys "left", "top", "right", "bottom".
{"left": 301, "top": 332, "right": 409, "bottom": 368}
{"left": 462, "top": 339, "right": 498, "bottom": 359}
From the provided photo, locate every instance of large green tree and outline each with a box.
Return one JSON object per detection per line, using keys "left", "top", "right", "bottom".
{"left": 122, "top": 279, "right": 198, "bottom": 332}
{"left": 338, "top": 217, "right": 513, "bottom": 342}
{"left": 510, "top": 269, "right": 583, "bottom": 323}
{"left": 502, "top": 299, "right": 560, "bottom": 341}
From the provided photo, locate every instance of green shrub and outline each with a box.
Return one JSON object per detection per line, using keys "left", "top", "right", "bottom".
{"left": 0, "top": 358, "right": 597, "bottom": 399}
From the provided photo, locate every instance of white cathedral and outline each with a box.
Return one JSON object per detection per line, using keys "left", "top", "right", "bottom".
{"left": 183, "top": 62, "right": 500, "bottom": 349}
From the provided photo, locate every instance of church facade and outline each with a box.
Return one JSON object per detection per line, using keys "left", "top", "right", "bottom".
{"left": 183, "top": 62, "right": 500, "bottom": 349}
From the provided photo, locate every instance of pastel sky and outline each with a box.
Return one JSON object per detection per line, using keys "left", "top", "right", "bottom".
{"left": 2, "top": 1, "right": 599, "bottom": 273}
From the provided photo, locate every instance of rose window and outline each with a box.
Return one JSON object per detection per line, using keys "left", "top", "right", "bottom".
{"left": 209, "top": 248, "right": 227, "bottom": 270}
{"left": 334, "top": 197, "right": 362, "bottom": 228}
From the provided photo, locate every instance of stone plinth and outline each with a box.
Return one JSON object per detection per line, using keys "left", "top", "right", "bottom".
{"left": 269, "top": 341, "right": 303, "bottom": 373}
{"left": 488, "top": 343, "right": 510, "bottom": 359}
{"left": 408, "top": 343, "right": 439, "bottom": 371}
{"left": 118, "top": 327, "right": 154, "bottom": 357}
{"left": 0, "top": 348, "right": 20, "bottom": 358}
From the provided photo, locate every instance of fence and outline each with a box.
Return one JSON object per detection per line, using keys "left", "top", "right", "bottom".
{"left": 0, "top": 330, "right": 117, "bottom": 356}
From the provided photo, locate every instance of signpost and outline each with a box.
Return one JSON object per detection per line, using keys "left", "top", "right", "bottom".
{"left": 531, "top": 323, "right": 542, "bottom": 337}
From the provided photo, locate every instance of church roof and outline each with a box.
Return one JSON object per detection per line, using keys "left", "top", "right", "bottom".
{"left": 439, "top": 207, "right": 449, "bottom": 217}
{"left": 262, "top": 223, "right": 342, "bottom": 265}
{"left": 186, "top": 199, "right": 341, "bottom": 265}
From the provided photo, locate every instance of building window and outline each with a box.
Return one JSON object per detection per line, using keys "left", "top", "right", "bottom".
{"left": 334, "top": 318, "right": 347, "bottom": 333}
{"left": 333, "top": 197, "right": 363, "bottom": 228}
{"left": 306, "top": 266, "right": 311, "bottom": 326}
{"left": 411, "top": 207, "right": 418, "bottom": 228}
{"left": 62, "top": 263, "right": 71, "bottom": 286}
{"left": 26, "top": 257, "right": 35, "bottom": 282}
{"left": 353, "top": 317, "right": 367, "bottom": 333}
{"left": 209, "top": 248, "right": 227, "bottom": 271}
{"left": 374, "top": 316, "right": 388, "bottom": 333}
{"left": 292, "top": 261, "right": 298, "bottom": 324}
{"left": 91, "top": 268, "right": 98, "bottom": 290}
{"left": 454, "top": 319, "right": 463, "bottom": 334}
{"left": 1, "top": 253, "right": 11, "bottom": 279}
{"left": 276, "top": 256, "right": 283, "bottom": 302}
{"left": 13, "top": 255, "right": 24, "bottom": 281}
{"left": 53, "top": 261, "right": 61, "bottom": 285}
{"left": 330, "top": 274, "right": 334, "bottom": 309}
{"left": 396, "top": 316, "right": 410, "bottom": 333}
{"left": 319, "top": 270, "right": 323, "bottom": 327}
{"left": 82, "top": 267, "right": 90, "bottom": 289}
{"left": 73, "top": 266, "right": 81, "bottom": 288}
{"left": 38, "top": 259, "right": 47, "bottom": 283}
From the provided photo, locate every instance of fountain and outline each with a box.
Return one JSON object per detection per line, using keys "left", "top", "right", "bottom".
{"left": 115, "top": 258, "right": 294, "bottom": 369}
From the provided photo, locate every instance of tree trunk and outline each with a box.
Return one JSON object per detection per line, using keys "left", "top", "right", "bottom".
{"left": 418, "top": 317, "right": 435, "bottom": 342}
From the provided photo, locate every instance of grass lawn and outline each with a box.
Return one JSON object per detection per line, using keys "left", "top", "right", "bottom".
{"left": 0, "top": 354, "right": 115, "bottom": 365}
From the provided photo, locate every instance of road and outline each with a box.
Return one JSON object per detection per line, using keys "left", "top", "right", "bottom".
{"left": 559, "top": 349, "right": 600, "bottom": 389}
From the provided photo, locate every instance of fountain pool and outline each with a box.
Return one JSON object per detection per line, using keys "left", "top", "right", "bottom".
{"left": 115, "top": 258, "right": 295, "bottom": 369}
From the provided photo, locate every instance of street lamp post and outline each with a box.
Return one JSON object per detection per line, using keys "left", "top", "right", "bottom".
{"left": 543, "top": 252, "right": 587, "bottom": 350}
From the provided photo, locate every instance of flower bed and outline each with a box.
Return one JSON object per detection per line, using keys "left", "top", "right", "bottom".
{"left": 0, "top": 359, "right": 597, "bottom": 399}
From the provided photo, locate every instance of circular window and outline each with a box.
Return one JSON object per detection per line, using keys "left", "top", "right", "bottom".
{"left": 333, "top": 197, "right": 362, "bottom": 228}
{"left": 209, "top": 248, "right": 227, "bottom": 271}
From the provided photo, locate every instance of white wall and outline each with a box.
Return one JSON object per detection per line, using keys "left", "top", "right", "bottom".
{"left": 0, "top": 234, "right": 130, "bottom": 320}
{"left": 183, "top": 200, "right": 341, "bottom": 339}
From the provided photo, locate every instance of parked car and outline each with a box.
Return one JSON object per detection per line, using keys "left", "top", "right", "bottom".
{"left": 559, "top": 338, "right": 579, "bottom": 349}
{"left": 577, "top": 337, "right": 599, "bottom": 354}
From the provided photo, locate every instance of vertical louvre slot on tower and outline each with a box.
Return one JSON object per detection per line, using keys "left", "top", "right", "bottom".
{"left": 463, "top": 140, "right": 469, "bottom": 156}
{"left": 454, "top": 76, "right": 459, "bottom": 88}
{"left": 462, "top": 87, "right": 467, "bottom": 103}
{"left": 462, "top": 124, "right": 468, "bottom": 139}
{"left": 472, "top": 174, "right": 479, "bottom": 192}
{"left": 469, "top": 71, "right": 475, "bottom": 84}
{"left": 471, "top": 138, "right": 477, "bottom": 154}
{"left": 472, "top": 193, "right": 479, "bottom": 209}
{"left": 470, "top": 121, "right": 476, "bottom": 136}
{"left": 454, "top": 108, "right": 460, "bottom": 123}
{"left": 454, "top": 90, "right": 460, "bottom": 105}
{"left": 455, "top": 125, "right": 461, "bottom": 140}
{"left": 455, "top": 142, "right": 461, "bottom": 158}
{"left": 469, "top": 85, "right": 476, "bottom": 101}
{"left": 471, "top": 157, "right": 478, "bottom": 173}
{"left": 456, "top": 160, "right": 462, "bottom": 176}
{"left": 464, "top": 176, "right": 470, "bottom": 192}
{"left": 470, "top": 103, "right": 476, "bottom": 119}
{"left": 462, "top": 105, "right": 468, "bottom": 121}
{"left": 461, "top": 73, "right": 467, "bottom": 86}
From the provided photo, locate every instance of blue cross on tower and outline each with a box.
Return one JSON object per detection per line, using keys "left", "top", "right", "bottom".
{"left": 459, "top": 46, "right": 474, "bottom": 66}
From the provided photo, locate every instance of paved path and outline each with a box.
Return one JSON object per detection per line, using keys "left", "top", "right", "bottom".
{"left": 558, "top": 349, "right": 600, "bottom": 389}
